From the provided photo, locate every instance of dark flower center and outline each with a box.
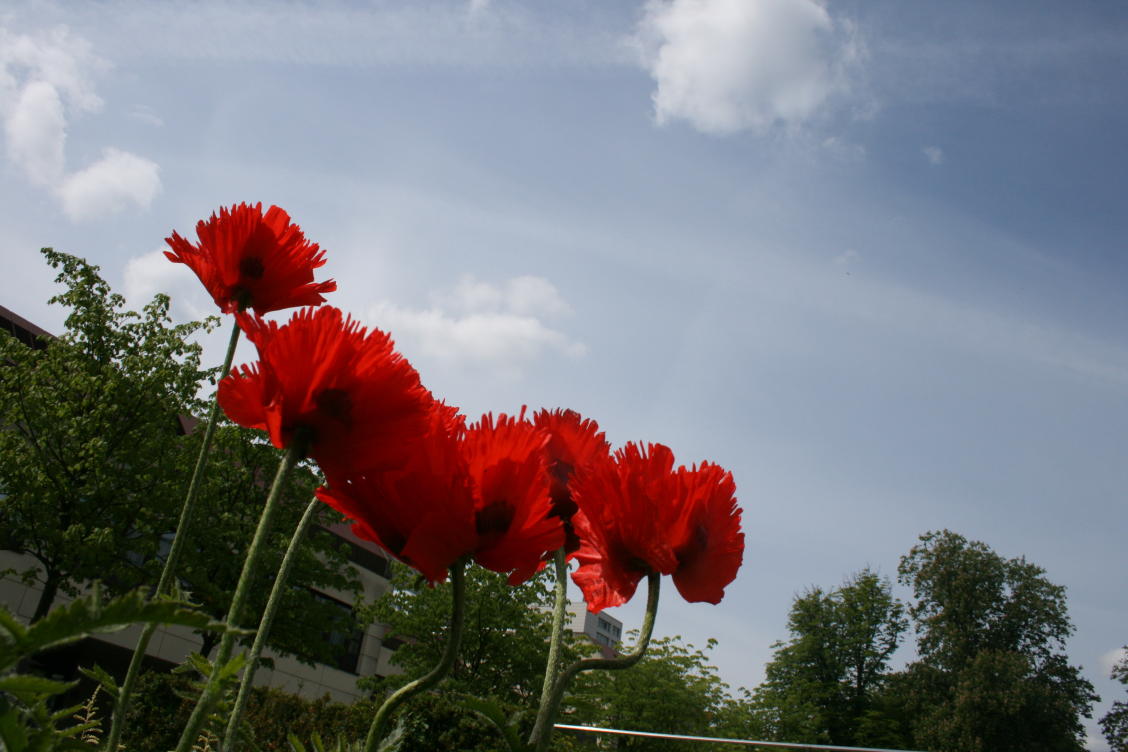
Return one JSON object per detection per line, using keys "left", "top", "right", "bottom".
{"left": 382, "top": 530, "right": 407, "bottom": 557}
{"left": 475, "top": 500, "right": 515, "bottom": 542}
{"left": 612, "top": 541, "right": 652, "bottom": 575}
{"left": 315, "top": 388, "right": 353, "bottom": 426}
{"left": 239, "top": 256, "right": 265, "bottom": 279}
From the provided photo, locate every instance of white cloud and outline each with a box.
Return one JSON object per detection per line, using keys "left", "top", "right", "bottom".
{"left": 447, "top": 274, "right": 573, "bottom": 317}
{"left": 123, "top": 249, "right": 213, "bottom": 320}
{"left": 369, "top": 275, "right": 585, "bottom": 380}
{"left": 0, "top": 25, "right": 160, "bottom": 220}
{"left": 923, "top": 145, "right": 944, "bottom": 165}
{"left": 1100, "top": 646, "right": 1127, "bottom": 676}
{"left": 636, "top": 0, "right": 861, "bottom": 135}
{"left": 636, "top": 0, "right": 863, "bottom": 135}
{"left": 5, "top": 80, "right": 66, "bottom": 186}
{"left": 0, "top": 26, "right": 104, "bottom": 113}
{"left": 57, "top": 148, "right": 160, "bottom": 221}
{"left": 127, "top": 104, "right": 164, "bottom": 127}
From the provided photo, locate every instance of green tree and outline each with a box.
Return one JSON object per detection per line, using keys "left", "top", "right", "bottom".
{"left": 173, "top": 423, "right": 362, "bottom": 666}
{"left": 1100, "top": 648, "right": 1128, "bottom": 752}
{"left": 750, "top": 569, "right": 907, "bottom": 747}
{"left": 0, "top": 250, "right": 212, "bottom": 621}
{"left": 897, "top": 530, "right": 1097, "bottom": 752}
{"left": 566, "top": 634, "right": 733, "bottom": 751}
{"left": 0, "top": 250, "right": 363, "bottom": 668}
{"left": 362, "top": 563, "right": 559, "bottom": 706}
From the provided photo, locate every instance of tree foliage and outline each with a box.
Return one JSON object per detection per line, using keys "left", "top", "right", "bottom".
{"left": 0, "top": 250, "right": 213, "bottom": 621}
{"left": 750, "top": 569, "right": 907, "bottom": 747}
{"left": 362, "top": 562, "right": 559, "bottom": 706}
{"left": 1101, "top": 648, "right": 1128, "bottom": 752}
{"left": 172, "top": 423, "right": 361, "bottom": 665}
{"left": 896, "top": 530, "right": 1097, "bottom": 752}
{"left": 566, "top": 633, "right": 734, "bottom": 751}
{"left": 0, "top": 250, "right": 362, "bottom": 666}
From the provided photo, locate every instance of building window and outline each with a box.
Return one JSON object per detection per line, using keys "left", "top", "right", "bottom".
{"left": 308, "top": 591, "right": 364, "bottom": 674}
{"left": 314, "top": 528, "right": 391, "bottom": 578}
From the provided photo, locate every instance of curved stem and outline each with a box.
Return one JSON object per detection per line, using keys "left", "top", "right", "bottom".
{"left": 107, "top": 320, "right": 240, "bottom": 752}
{"left": 529, "top": 572, "right": 660, "bottom": 752}
{"left": 532, "top": 550, "right": 569, "bottom": 732}
{"left": 174, "top": 444, "right": 300, "bottom": 752}
{"left": 363, "top": 560, "right": 467, "bottom": 752}
{"left": 221, "top": 495, "right": 319, "bottom": 751}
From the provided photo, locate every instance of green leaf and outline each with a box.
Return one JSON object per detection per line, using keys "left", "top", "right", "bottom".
{"left": 77, "top": 664, "right": 119, "bottom": 700}
{"left": 0, "top": 588, "right": 220, "bottom": 672}
{"left": 458, "top": 695, "right": 529, "bottom": 752}
{"left": 0, "top": 605, "right": 28, "bottom": 642}
{"left": 0, "top": 701, "right": 30, "bottom": 752}
{"left": 0, "top": 675, "right": 76, "bottom": 703}
{"left": 374, "top": 720, "right": 406, "bottom": 752}
{"left": 215, "top": 652, "right": 248, "bottom": 683}
{"left": 287, "top": 732, "right": 309, "bottom": 752}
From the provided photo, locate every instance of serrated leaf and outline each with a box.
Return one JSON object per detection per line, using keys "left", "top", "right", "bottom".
{"left": 49, "top": 702, "right": 86, "bottom": 724}
{"left": 374, "top": 720, "right": 405, "bottom": 752}
{"left": 0, "top": 703, "right": 30, "bottom": 752}
{"left": 181, "top": 652, "right": 214, "bottom": 679}
{"left": 215, "top": 652, "right": 248, "bottom": 683}
{"left": 0, "top": 589, "right": 220, "bottom": 672}
{"left": 0, "top": 675, "right": 76, "bottom": 703}
{"left": 77, "top": 664, "right": 119, "bottom": 699}
{"left": 0, "top": 605, "right": 28, "bottom": 641}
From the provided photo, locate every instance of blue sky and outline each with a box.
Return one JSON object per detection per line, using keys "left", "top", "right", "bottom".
{"left": 2, "top": 1, "right": 1127, "bottom": 747}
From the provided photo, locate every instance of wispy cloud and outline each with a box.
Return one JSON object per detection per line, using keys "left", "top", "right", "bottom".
{"left": 0, "top": 25, "right": 161, "bottom": 221}
{"left": 634, "top": 0, "right": 865, "bottom": 135}
{"left": 6, "top": 1, "right": 633, "bottom": 69}
{"left": 123, "top": 248, "right": 212, "bottom": 321}
{"left": 367, "top": 275, "right": 586, "bottom": 382}
{"left": 58, "top": 148, "right": 160, "bottom": 221}
{"left": 1100, "top": 646, "right": 1126, "bottom": 676}
{"left": 923, "top": 145, "right": 944, "bottom": 165}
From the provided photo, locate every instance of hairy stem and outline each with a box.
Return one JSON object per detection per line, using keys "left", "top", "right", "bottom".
{"left": 173, "top": 444, "right": 299, "bottom": 752}
{"left": 222, "top": 495, "right": 319, "bottom": 751}
{"left": 363, "top": 561, "right": 467, "bottom": 752}
{"left": 107, "top": 320, "right": 240, "bottom": 752}
{"left": 528, "top": 549, "right": 569, "bottom": 748}
{"left": 529, "top": 572, "right": 660, "bottom": 752}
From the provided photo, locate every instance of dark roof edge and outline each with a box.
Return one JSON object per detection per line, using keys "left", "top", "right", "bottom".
{"left": 0, "top": 304, "right": 55, "bottom": 339}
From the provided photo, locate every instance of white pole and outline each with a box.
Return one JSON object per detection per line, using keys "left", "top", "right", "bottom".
{"left": 553, "top": 724, "right": 924, "bottom": 752}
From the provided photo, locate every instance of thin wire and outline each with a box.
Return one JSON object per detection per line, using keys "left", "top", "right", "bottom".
{"left": 553, "top": 724, "right": 924, "bottom": 752}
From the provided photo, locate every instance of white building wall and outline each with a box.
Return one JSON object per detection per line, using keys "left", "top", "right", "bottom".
{"left": 0, "top": 545, "right": 399, "bottom": 704}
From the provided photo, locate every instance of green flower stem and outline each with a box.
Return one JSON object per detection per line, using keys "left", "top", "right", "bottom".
{"left": 174, "top": 443, "right": 301, "bottom": 752}
{"left": 535, "top": 549, "right": 569, "bottom": 717}
{"left": 363, "top": 560, "right": 467, "bottom": 752}
{"left": 528, "top": 572, "right": 661, "bottom": 752}
{"left": 107, "top": 320, "right": 240, "bottom": 752}
{"left": 222, "top": 495, "right": 319, "bottom": 751}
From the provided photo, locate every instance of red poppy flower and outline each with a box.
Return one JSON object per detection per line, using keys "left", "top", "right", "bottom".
{"left": 165, "top": 202, "right": 336, "bottom": 315}
{"left": 532, "top": 409, "right": 611, "bottom": 554}
{"left": 217, "top": 306, "right": 431, "bottom": 477}
{"left": 463, "top": 411, "right": 565, "bottom": 585}
{"left": 570, "top": 442, "right": 684, "bottom": 612}
{"left": 670, "top": 462, "right": 743, "bottom": 605}
{"left": 316, "top": 402, "right": 476, "bottom": 583}
{"left": 570, "top": 443, "right": 743, "bottom": 612}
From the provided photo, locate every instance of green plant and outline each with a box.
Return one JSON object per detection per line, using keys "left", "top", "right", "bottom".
{"left": 0, "top": 587, "right": 216, "bottom": 751}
